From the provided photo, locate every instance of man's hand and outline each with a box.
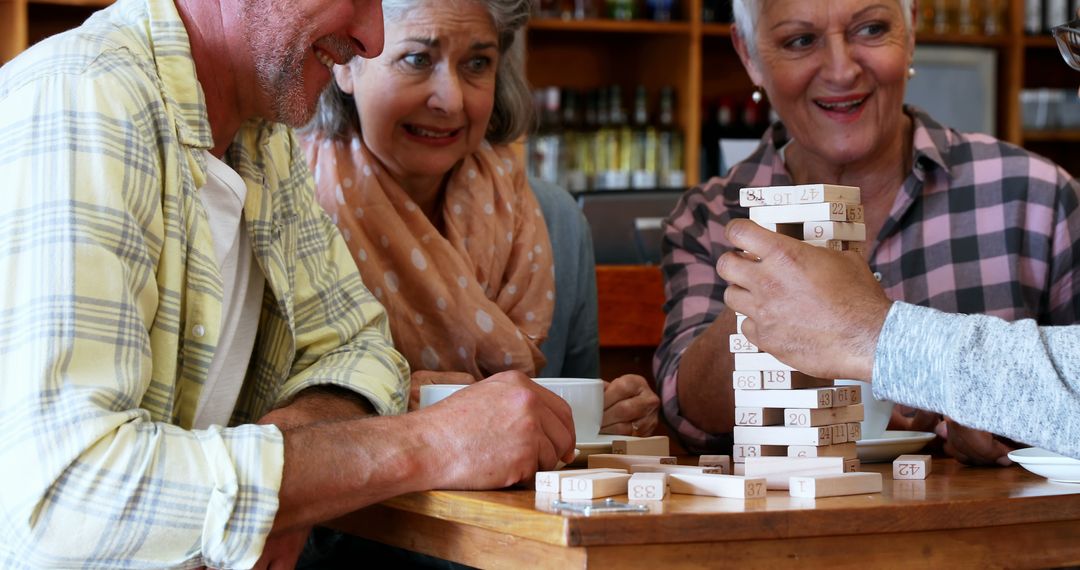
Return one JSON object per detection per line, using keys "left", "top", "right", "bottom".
{"left": 253, "top": 527, "right": 311, "bottom": 570}
{"left": 938, "top": 418, "right": 1016, "bottom": 466}
{"left": 600, "top": 375, "right": 660, "bottom": 436}
{"left": 409, "top": 370, "right": 576, "bottom": 490}
{"left": 408, "top": 370, "right": 477, "bottom": 411}
{"left": 716, "top": 219, "right": 892, "bottom": 380}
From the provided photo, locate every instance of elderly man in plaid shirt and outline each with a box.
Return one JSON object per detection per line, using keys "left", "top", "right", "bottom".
{"left": 0, "top": 0, "right": 575, "bottom": 568}
{"left": 654, "top": 0, "right": 1080, "bottom": 465}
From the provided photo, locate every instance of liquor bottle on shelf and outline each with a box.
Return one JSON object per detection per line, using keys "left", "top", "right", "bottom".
{"left": 630, "top": 85, "right": 659, "bottom": 189}
{"left": 574, "top": 0, "right": 600, "bottom": 19}
{"left": 657, "top": 86, "right": 685, "bottom": 189}
{"left": 983, "top": 0, "right": 1006, "bottom": 35}
{"left": 702, "top": 0, "right": 733, "bottom": 22}
{"left": 645, "top": 0, "right": 676, "bottom": 22}
{"left": 607, "top": 0, "right": 637, "bottom": 21}
{"left": 592, "top": 87, "right": 611, "bottom": 190}
{"left": 530, "top": 86, "right": 563, "bottom": 185}
{"left": 561, "top": 89, "right": 589, "bottom": 192}
{"left": 608, "top": 85, "right": 633, "bottom": 189}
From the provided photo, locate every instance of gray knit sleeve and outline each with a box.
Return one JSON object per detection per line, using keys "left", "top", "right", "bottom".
{"left": 872, "top": 302, "right": 1080, "bottom": 459}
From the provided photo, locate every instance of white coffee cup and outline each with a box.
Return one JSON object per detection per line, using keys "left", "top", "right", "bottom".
{"left": 835, "top": 379, "right": 893, "bottom": 439}
{"left": 533, "top": 377, "right": 604, "bottom": 443}
{"left": 417, "top": 378, "right": 604, "bottom": 444}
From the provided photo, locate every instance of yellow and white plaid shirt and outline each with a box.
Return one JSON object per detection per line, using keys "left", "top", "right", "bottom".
{"left": 0, "top": 0, "right": 409, "bottom": 567}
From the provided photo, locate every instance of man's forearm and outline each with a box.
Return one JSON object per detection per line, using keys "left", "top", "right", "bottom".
{"left": 674, "top": 311, "right": 738, "bottom": 435}
{"left": 258, "top": 386, "right": 376, "bottom": 430}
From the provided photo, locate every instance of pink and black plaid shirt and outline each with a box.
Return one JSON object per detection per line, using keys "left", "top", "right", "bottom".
{"left": 654, "top": 106, "right": 1080, "bottom": 452}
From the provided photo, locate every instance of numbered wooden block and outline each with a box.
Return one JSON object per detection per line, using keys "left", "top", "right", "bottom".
{"left": 829, "top": 423, "right": 849, "bottom": 444}
{"left": 749, "top": 202, "right": 865, "bottom": 224}
{"left": 630, "top": 464, "right": 725, "bottom": 476}
{"left": 735, "top": 407, "right": 784, "bottom": 426}
{"left": 735, "top": 387, "right": 835, "bottom": 409}
{"left": 802, "top": 222, "right": 866, "bottom": 242}
{"left": 762, "top": 370, "right": 835, "bottom": 390}
{"left": 784, "top": 404, "right": 864, "bottom": 427}
{"left": 588, "top": 454, "right": 676, "bottom": 470}
{"left": 729, "top": 334, "right": 760, "bottom": 353}
{"left": 788, "top": 442, "right": 858, "bottom": 459}
{"left": 739, "top": 184, "right": 861, "bottom": 207}
{"left": 698, "top": 455, "right": 732, "bottom": 474}
{"left": 789, "top": 472, "right": 883, "bottom": 498}
{"left": 668, "top": 473, "right": 767, "bottom": 499}
{"left": 733, "top": 352, "right": 797, "bottom": 372}
{"left": 847, "top": 422, "right": 863, "bottom": 442}
{"left": 744, "top": 456, "right": 846, "bottom": 490}
{"left": 736, "top": 313, "right": 748, "bottom": 334}
{"left": 844, "top": 459, "right": 861, "bottom": 473}
{"left": 733, "top": 444, "right": 787, "bottom": 463}
{"left": 893, "top": 454, "right": 932, "bottom": 480}
{"left": 733, "top": 425, "right": 832, "bottom": 446}
{"left": 612, "top": 435, "right": 670, "bottom": 457}
{"left": 835, "top": 386, "right": 862, "bottom": 406}
{"left": 628, "top": 473, "right": 668, "bottom": 501}
{"left": 535, "top": 468, "right": 627, "bottom": 494}
{"left": 733, "top": 370, "right": 763, "bottom": 390}
{"left": 560, "top": 472, "right": 631, "bottom": 500}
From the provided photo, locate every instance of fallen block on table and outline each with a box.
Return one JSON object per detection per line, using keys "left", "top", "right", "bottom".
{"left": 893, "top": 454, "right": 932, "bottom": 480}
{"left": 589, "top": 453, "right": 676, "bottom": 470}
{"left": 628, "top": 472, "right": 668, "bottom": 501}
{"left": 789, "top": 472, "right": 883, "bottom": 498}
{"left": 560, "top": 472, "right": 631, "bottom": 500}
{"left": 612, "top": 435, "right": 669, "bottom": 456}
{"left": 535, "top": 468, "right": 627, "bottom": 494}
{"left": 668, "top": 473, "right": 767, "bottom": 499}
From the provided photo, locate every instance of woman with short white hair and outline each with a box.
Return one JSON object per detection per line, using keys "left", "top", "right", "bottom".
{"left": 656, "top": 0, "right": 1080, "bottom": 465}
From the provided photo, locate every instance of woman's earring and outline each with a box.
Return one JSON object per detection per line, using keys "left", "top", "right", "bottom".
{"left": 751, "top": 86, "right": 764, "bottom": 104}
{"left": 908, "top": 66, "right": 916, "bottom": 79}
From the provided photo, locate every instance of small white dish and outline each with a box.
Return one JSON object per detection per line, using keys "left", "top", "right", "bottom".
{"left": 856, "top": 430, "right": 936, "bottom": 463}
{"left": 1008, "top": 447, "right": 1080, "bottom": 483}
{"left": 571, "top": 434, "right": 645, "bottom": 465}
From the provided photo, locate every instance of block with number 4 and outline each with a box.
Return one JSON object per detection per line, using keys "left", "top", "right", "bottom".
{"left": 535, "top": 468, "right": 627, "bottom": 494}
{"left": 893, "top": 454, "right": 932, "bottom": 480}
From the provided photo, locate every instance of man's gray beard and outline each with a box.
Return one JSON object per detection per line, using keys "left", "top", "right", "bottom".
{"left": 240, "top": 0, "right": 316, "bottom": 126}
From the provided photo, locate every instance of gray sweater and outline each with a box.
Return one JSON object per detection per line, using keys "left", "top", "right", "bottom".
{"left": 874, "top": 301, "right": 1080, "bottom": 458}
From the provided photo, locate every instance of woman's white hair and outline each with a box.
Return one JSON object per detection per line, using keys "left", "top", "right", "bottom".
{"left": 733, "top": 0, "right": 914, "bottom": 59}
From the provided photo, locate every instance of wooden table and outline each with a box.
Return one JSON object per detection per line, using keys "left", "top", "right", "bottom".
{"left": 329, "top": 459, "right": 1080, "bottom": 569}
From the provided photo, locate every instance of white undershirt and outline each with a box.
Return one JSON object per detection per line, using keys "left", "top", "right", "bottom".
{"left": 192, "top": 151, "right": 266, "bottom": 429}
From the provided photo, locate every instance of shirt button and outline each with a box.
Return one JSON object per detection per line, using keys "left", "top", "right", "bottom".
{"left": 873, "top": 272, "right": 883, "bottom": 282}
{"left": 193, "top": 324, "right": 206, "bottom": 338}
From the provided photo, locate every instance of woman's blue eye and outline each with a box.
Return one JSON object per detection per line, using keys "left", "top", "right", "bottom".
{"left": 785, "top": 34, "right": 815, "bottom": 49}
{"left": 858, "top": 22, "right": 888, "bottom": 37}
{"left": 466, "top": 56, "right": 492, "bottom": 73}
{"left": 404, "top": 53, "right": 431, "bottom": 68}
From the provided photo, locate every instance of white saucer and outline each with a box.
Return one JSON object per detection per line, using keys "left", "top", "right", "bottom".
{"left": 1008, "top": 447, "right": 1080, "bottom": 483}
{"left": 572, "top": 435, "right": 644, "bottom": 465}
{"left": 856, "top": 430, "right": 936, "bottom": 463}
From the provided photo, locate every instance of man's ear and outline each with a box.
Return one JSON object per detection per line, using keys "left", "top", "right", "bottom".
{"left": 732, "top": 26, "right": 765, "bottom": 88}
{"left": 334, "top": 62, "right": 356, "bottom": 94}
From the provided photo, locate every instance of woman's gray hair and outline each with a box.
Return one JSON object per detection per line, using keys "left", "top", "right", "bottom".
{"left": 733, "top": 0, "right": 914, "bottom": 60}
{"left": 304, "top": 0, "right": 533, "bottom": 145}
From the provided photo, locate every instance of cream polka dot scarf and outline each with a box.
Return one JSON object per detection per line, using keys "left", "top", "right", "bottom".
{"left": 304, "top": 136, "right": 554, "bottom": 378}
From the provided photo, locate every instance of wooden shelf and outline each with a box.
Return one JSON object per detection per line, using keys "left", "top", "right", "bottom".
{"left": 528, "top": 18, "right": 691, "bottom": 35}
{"left": 701, "top": 23, "right": 733, "bottom": 37}
{"left": 915, "top": 32, "right": 1009, "bottom": 47}
{"left": 1023, "top": 129, "right": 1080, "bottom": 142}
{"left": 1024, "top": 35, "right": 1059, "bottom": 48}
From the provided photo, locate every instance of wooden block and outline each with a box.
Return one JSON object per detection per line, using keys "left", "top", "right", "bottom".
{"left": 788, "top": 442, "right": 858, "bottom": 459}
{"left": 735, "top": 407, "right": 784, "bottom": 426}
{"left": 744, "top": 456, "right": 846, "bottom": 490}
{"left": 844, "top": 459, "right": 861, "bottom": 472}
{"left": 733, "top": 463, "right": 745, "bottom": 475}
{"left": 729, "top": 334, "right": 760, "bottom": 353}
{"left": 668, "top": 473, "right": 767, "bottom": 499}
{"left": 893, "top": 454, "right": 932, "bottom": 480}
{"left": 736, "top": 313, "right": 748, "bottom": 334}
{"left": 739, "top": 184, "right": 861, "bottom": 207}
{"left": 628, "top": 473, "right": 668, "bottom": 501}
{"left": 588, "top": 454, "right": 676, "bottom": 470}
{"left": 733, "top": 425, "right": 832, "bottom": 446}
{"left": 784, "top": 404, "right": 864, "bottom": 427}
{"left": 735, "top": 388, "right": 835, "bottom": 409}
{"left": 762, "top": 370, "right": 834, "bottom": 390}
{"left": 847, "top": 422, "right": 863, "bottom": 442}
{"left": 535, "top": 468, "right": 627, "bottom": 494}
{"left": 733, "top": 444, "right": 787, "bottom": 463}
{"left": 829, "top": 423, "right": 849, "bottom": 444}
{"left": 698, "top": 455, "right": 731, "bottom": 474}
{"left": 802, "top": 222, "right": 866, "bottom": 242}
{"left": 612, "top": 435, "right": 670, "bottom": 456}
{"left": 749, "top": 202, "right": 864, "bottom": 224}
{"left": 733, "top": 370, "right": 763, "bottom": 390}
{"left": 835, "top": 386, "right": 862, "bottom": 406}
{"left": 733, "top": 352, "right": 796, "bottom": 372}
{"left": 630, "top": 464, "right": 725, "bottom": 476}
{"left": 560, "top": 472, "right": 631, "bottom": 499}
{"left": 789, "top": 472, "right": 883, "bottom": 498}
